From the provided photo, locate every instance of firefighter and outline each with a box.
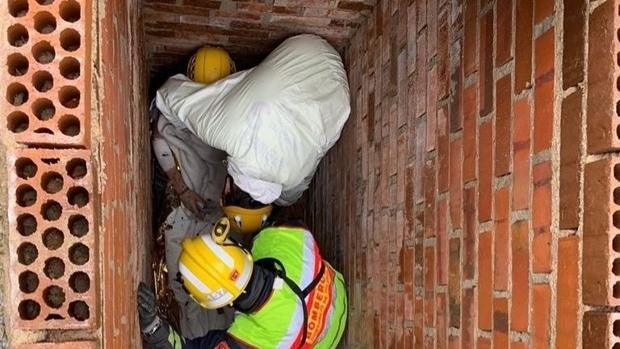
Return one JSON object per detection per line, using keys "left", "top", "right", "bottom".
{"left": 150, "top": 45, "right": 238, "bottom": 339}
{"left": 137, "top": 192, "right": 348, "bottom": 348}
{"left": 152, "top": 45, "right": 236, "bottom": 219}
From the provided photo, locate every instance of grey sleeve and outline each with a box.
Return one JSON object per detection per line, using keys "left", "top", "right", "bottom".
{"left": 153, "top": 134, "right": 176, "bottom": 172}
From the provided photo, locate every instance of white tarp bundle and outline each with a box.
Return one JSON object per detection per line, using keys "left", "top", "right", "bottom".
{"left": 156, "top": 34, "right": 351, "bottom": 205}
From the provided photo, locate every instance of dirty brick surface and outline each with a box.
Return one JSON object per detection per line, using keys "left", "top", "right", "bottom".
{"left": 144, "top": 0, "right": 374, "bottom": 73}
{"left": 306, "top": 0, "right": 620, "bottom": 348}
{"left": 2, "top": 0, "right": 91, "bottom": 147}
{"left": 1, "top": 142, "right": 8, "bottom": 349}
{"left": 16, "top": 341, "right": 97, "bottom": 349}
{"left": 1, "top": 0, "right": 96, "bottom": 346}
{"left": 3, "top": 0, "right": 620, "bottom": 347}
{"left": 6, "top": 149, "right": 96, "bottom": 330}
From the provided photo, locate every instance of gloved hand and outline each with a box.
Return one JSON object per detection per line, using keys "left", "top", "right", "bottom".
{"left": 166, "top": 169, "right": 210, "bottom": 219}
{"left": 137, "top": 282, "right": 158, "bottom": 333}
{"left": 179, "top": 189, "right": 210, "bottom": 218}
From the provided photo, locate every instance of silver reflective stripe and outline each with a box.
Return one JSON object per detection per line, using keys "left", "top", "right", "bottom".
{"left": 299, "top": 230, "right": 320, "bottom": 289}
{"left": 277, "top": 297, "right": 305, "bottom": 349}
{"left": 201, "top": 234, "right": 234, "bottom": 268}
{"left": 179, "top": 263, "right": 212, "bottom": 293}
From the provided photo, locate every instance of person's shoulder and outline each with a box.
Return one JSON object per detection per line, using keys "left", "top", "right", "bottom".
{"left": 255, "top": 225, "right": 308, "bottom": 241}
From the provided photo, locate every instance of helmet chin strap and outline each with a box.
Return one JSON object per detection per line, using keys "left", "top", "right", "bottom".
{"left": 233, "top": 264, "right": 275, "bottom": 313}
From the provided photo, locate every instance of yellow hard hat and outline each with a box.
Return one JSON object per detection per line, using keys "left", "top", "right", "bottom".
{"left": 178, "top": 217, "right": 253, "bottom": 309}
{"left": 222, "top": 201, "right": 273, "bottom": 235}
{"left": 187, "top": 46, "right": 236, "bottom": 84}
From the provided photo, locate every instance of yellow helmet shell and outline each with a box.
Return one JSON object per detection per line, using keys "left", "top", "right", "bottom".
{"left": 178, "top": 231, "right": 253, "bottom": 309}
{"left": 187, "top": 46, "right": 236, "bottom": 84}
{"left": 222, "top": 203, "right": 273, "bottom": 235}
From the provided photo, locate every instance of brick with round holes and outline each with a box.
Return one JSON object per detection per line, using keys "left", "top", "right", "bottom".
{"left": 2, "top": 0, "right": 91, "bottom": 147}
{"left": 7, "top": 148, "right": 96, "bottom": 329}
{"left": 584, "top": 155, "right": 620, "bottom": 306}
{"left": 582, "top": 312, "right": 620, "bottom": 348}
{"left": 17, "top": 341, "right": 97, "bottom": 349}
{"left": 587, "top": 0, "right": 620, "bottom": 154}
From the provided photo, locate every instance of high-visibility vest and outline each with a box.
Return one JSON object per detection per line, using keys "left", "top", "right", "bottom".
{"left": 227, "top": 226, "right": 347, "bottom": 348}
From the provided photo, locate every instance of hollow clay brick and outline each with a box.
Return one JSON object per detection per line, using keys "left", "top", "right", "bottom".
{"left": 583, "top": 155, "right": 620, "bottom": 306}
{"left": 2, "top": 0, "right": 91, "bottom": 147}
{"left": 479, "top": 11, "right": 493, "bottom": 117}
{"left": 463, "top": 186, "right": 477, "bottom": 280}
{"left": 477, "top": 230, "right": 492, "bottom": 331}
{"left": 511, "top": 220, "right": 529, "bottom": 332}
{"left": 450, "top": 138, "right": 463, "bottom": 229}
{"left": 493, "top": 297, "right": 509, "bottom": 349}
{"left": 437, "top": 9, "right": 449, "bottom": 100}
{"left": 448, "top": 238, "right": 461, "bottom": 329}
{"left": 495, "top": 0, "right": 512, "bottom": 67}
{"left": 555, "top": 235, "right": 579, "bottom": 349}
{"left": 424, "top": 246, "right": 435, "bottom": 328}
{"left": 582, "top": 312, "right": 620, "bottom": 348}
{"left": 515, "top": 0, "right": 533, "bottom": 93}
{"left": 7, "top": 148, "right": 96, "bottom": 329}
{"left": 478, "top": 121, "right": 492, "bottom": 223}
{"left": 562, "top": 0, "right": 586, "bottom": 89}
{"left": 434, "top": 295, "right": 446, "bottom": 348}
{"left": 533, "top": 29, "right": 555, "bottom": 154}
{"left": 495, "top": 75, "right": 512, "bottom": 177}
{"left": 463, "top": 85, "right": 477, "bottom": 182}
{"left": 436, "top": 198, "right": 448, "bottom": 286}
{"left": 424, "top": 157, "right": 436, "bottom": 238}
{"left": 512, "top": 97, "right": 531, "bottom": 210}
{"left": 438, "top": 106, "right": 450, "bottom": 193}
{"left": 17, "top": 341, "right": 97, "bottom": 349}
{"left": 532, "top": 161, "right": 552, "bottom": 273}
{"left": 534, "top": 0, "right": 554, "bottom": 24}
{"left": 449, "top": 40, "right": 463, "bottom": 133}
{"left": 494, "top": 187, "right": 510, "bottom": 290}
{"left": 532, "top": 284, "right": 551, "bottom": 349}
{"left": 461, "top": 288, "right": 475, "bottom": 349}
{"left": 587, "top": 0, "right": 620, "bottom": 153}
{"left": 560, "top": 89, "right": 583, "bottom": 229}
{"left": 477, "top": 337, "right": 491, "bottom": 349}
{"left": 426, "top": 0, "right": 437, "bottom": 60}
{"left": 463, "top": 0, "right": 478, "bottom": 75}
{"left": 415, "top": 30, "right": 427, "bottom": 118}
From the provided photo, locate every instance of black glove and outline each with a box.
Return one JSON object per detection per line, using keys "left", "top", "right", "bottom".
{"left": 137, "top": 282, "right": 158, "bottom": 332}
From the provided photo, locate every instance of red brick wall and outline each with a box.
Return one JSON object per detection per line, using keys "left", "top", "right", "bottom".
{"left": 307, "top": 0, "right": 620, "bottom": 347}
{"left": 144, "top": 0, "right": 374, "bottom": 74}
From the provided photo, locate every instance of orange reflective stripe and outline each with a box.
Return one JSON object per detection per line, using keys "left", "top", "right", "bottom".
{"left": 305, "top": 265, "right": 335, "bottom": 345}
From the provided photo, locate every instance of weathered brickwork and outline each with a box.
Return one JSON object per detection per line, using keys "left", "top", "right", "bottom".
{"left": 16, "top": 341, "right": 97, "bottom": 349}
{"left": 3, "top": 0, "right": 91, "bottom": 147}
{"left": 7, "top": 148, "right": 96, "bottom": 330}
{"left": 306, "top": 0, "right": 617, "bottom": 347}
{"left": 144, "top": 0, "right": 374, "bottom": 72}
{"left": 5, "top": 0, "right": 620, "bottom": 347}
{"left": 2, "top": 0, "right": 97, "bottom": 346}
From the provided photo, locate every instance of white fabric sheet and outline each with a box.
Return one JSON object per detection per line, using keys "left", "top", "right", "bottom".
{"left": 156, "top": 34, "right": 351, "bottom": 205}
